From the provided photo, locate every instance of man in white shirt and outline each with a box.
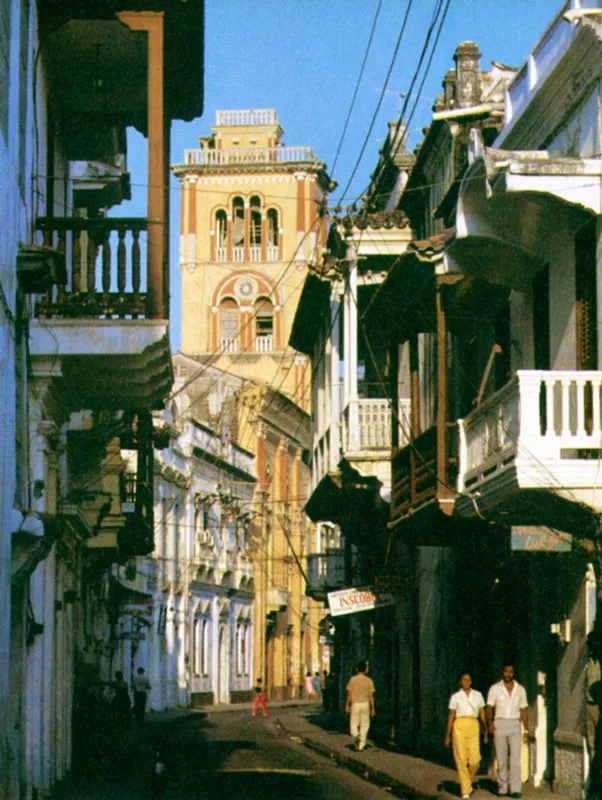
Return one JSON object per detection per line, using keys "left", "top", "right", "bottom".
{"left": 444, "top": 671, "right": 488, "bottom": 799}
{"left": 486, "top": 664, "right": 529, "bottom": 798}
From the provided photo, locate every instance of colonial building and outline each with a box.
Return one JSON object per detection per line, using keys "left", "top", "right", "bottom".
{"left": 118, "top": 354, "right": 256, "bottom": 710}
{"left": 0, "top": 1, "right": 204, "bottom": 796}
{"left": 358, "top": 8, "right": 602, "bottom": 797}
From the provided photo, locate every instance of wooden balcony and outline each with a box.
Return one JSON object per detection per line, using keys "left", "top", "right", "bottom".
{"left": 29, "top": 217, "right": 172, "bottom": 413}
{"left": 391, "top": 424, "right": 458, "bottom": 521}
{"left": 456, "top": 370, "right": 602, "bottom": 530}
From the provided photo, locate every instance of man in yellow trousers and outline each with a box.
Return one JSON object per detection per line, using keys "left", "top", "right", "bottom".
{"left": 445, "top": 671, "right": 488, "bottom": 799}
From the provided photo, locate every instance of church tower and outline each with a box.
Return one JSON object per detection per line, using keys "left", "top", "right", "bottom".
{"left": 172, "top": 109, "right": 331, "bottom": 405}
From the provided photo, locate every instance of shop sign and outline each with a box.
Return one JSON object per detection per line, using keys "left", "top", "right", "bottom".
{"left": 327, "top": 586, "right": 394, "bottom": 617}
{"left": 511, "top": 526, "right": 572, "bottom": 552}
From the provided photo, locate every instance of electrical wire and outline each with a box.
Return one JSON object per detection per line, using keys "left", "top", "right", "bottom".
{"left": 336, "top": 0, "right": 415, "bottom": 206}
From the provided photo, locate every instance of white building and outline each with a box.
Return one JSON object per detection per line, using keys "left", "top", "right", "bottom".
{"left": 0, "top": 1, "right": 204, "bottom": 797}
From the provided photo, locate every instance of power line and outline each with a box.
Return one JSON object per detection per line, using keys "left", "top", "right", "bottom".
{"left": 336, "top": 0, "right": 415, "bottom": 206}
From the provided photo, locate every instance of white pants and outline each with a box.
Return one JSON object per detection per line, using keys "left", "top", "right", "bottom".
{"left": 350, "top": 701, "right": 371, "bottom": 750}
{"left": 494, "top": 719, "right": 522, "bottom": 794}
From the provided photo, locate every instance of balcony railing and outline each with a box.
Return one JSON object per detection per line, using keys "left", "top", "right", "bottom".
{"left": 306, "top": 550, "right": 346, "bottom": 597}
{"left": 391, "top": 424, "right": 458, "bottom": 518}
{"left": 458, "top": 370, "right": 602, "bottom": 495}
{"left": 266, "top": 244, "right": 279, "bottom": 262}
{"left": 216, "top": 109, "right": 278, "bottom": 126}
{"left": 36, "top": 217, "right": 151, "bottom": 319}
{"left": 220, "top": 337, "right": 239, "bottom": 353}
{"left": 254, "top": 335, "right": 274, "bottom": 353}
{"left": 183, "top": 146, "right": 319, "bottom": 166}
{"left": 341, "top": 398, "right": 392, "bottom": 451}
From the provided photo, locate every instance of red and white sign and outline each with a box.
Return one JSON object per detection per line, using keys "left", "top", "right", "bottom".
{"left": 327, "top": 586, "right": 394, "bottom": 617}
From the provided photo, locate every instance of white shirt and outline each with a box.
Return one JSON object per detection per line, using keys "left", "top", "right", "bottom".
{"left": 449, "top": 688, "right": 485, "bottom": 718}
{"left": 486, "top": 680, "right": 528, "bottom": 719}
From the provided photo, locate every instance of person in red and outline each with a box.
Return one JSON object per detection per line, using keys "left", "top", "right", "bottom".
{"left": 251, "top": 677, "right": 268, "bottom": 716}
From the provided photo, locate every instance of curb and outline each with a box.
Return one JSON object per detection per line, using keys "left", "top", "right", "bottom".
{"left": 274, "top": 717, "right": 440, "bottom": 800}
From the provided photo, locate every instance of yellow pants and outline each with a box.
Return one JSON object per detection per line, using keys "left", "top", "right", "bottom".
{"left": 453, "top": 717, "right": 481, "bottom": 796}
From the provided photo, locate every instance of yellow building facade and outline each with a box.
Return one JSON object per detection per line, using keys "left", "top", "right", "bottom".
{"left": 172, "top": 110, "right": 329, "bottom": 698}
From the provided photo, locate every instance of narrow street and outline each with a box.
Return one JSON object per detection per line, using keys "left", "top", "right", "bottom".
{"left": 52, "top": 708, "right": 394, "bottom": 800}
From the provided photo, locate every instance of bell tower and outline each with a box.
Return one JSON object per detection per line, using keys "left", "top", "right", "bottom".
{"left": 172, "top": 109, "right": 331, "bottom": 405}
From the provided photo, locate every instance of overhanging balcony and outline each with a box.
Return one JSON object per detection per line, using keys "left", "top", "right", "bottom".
{"left": 29, "top": 217, "right": 171, "bottom": 412}
{"left": 391, "top": 424, "right": 458, "bottom": 525}
{"left": 306, "top": 549, "right": 346, "bottom": 601}
{"left": 456, "top": 370, "right": 602, "bottom": 531}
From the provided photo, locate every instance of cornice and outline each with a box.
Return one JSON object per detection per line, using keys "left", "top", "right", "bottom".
{"left": 498, "top": 23, "right": 602, "bottom": 150}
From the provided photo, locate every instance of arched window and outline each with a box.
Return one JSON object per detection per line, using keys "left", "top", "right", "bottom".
{"left": 220, "top": 298, "right": 239, "bottom": 352}
{"left": 232, "top": 196, "right": 244, "bottom": 261}
{"left": 267, "top": 208, "right": 279, "bottom": 260}
{"left": 255, "top": 297, "right": 274, "bottom": 352}
{"left": 250, "top": 196, "right": 262, "bottom": 254}
{"left": 215, "top": 209, "right": 227, "bottom": 260}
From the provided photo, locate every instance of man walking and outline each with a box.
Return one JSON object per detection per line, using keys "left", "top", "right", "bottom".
{"left": 486, "top": 664, "right": 529, "bottom": 798}
{"left": 132, "top": 666, "right": 151, "bottom": 727}
{"left": 345, "top": 660, "right": 375, "bottom": 751}
{"left": 444, "top": 671, "right": 488, "bottom": 799}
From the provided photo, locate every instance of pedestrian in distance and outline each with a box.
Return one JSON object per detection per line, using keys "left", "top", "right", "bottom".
{"left": 132, "top": 666, "right": 151, "bottom": 727}
{"left": 322, "top": 670, "right": 330, "bottom": 711}
{"left": 444, "top": 670, "right": 488, "bottom": 799}
{"left": 251, "top": 677, "right": 268, "bottom": 716}
{"left": 111, "top": 670, "right": 131, "bottom": 731}
{"left": 345, "top": 660, "right": 375, "bottom": 751}
{"left": 305, "top": 671, "right": 314, "bottom": 699}
{"left": 486, "top": 664, "right": 529, "bottom": 798}
{"left": 313, "top": 671, "right": 322, "bottom": 698}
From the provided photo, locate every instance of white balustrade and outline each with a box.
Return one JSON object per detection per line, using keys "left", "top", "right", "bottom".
{"left": 266, "top": 245, "right": 279, "bottom": 262}
{"left": 215, "top": 246, "right": 227, "bottom": 261}
{"left": 249, "top": 246, "right": 262, "bottom": 262}
{"left": 220, "top": 337, "right": 239, "bottom": 353}
{"left": 183, "top": 146, "right": 318, "bottom": 166}
{"left": 458, "top": 370, "right": 602, "bottom": 492}
{"left": 341, "top": 399, "right": 392, "bottom": 451}
{"left": 216, "top": 109, "right": 278, "bottom": 126}
{"left": 254, "top": 336, "right": 273, "bottom": 353}
{"left": 232, "top": 246, "right": 244, "bottom": 262}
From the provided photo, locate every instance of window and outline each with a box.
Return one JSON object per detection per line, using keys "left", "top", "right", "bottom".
{"left": 215, "top": 209, "right": 227, "bottom": 254}
{"left": 255, "top": 298, "right": 273, "bottom": 338}
{"left": 193, "top": 617, "right": 210, "bottom": 675}
{"left": 220, "top": 299, "right": 239, "bottom": 350}
{"left": 267, "top": 209, "right": 279, "bottom": 259}
{"left": 250, "top": 196, "right": 262, "bottom": 246}
{"left": 232, "top": 197, "right": 244, "bottom": 247}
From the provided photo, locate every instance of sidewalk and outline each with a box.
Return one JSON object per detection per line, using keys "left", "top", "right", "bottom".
{"left": 273, "top": 706, "right": 574, "bottom": 800}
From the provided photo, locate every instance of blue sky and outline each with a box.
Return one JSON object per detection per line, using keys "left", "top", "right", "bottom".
{"left": 121, "top": 0, "right": 564, "bottom": 350}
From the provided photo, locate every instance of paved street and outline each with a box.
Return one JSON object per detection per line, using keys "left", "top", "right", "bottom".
{"left": 52, "top": 705, "right": 395, "bottom": 800}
